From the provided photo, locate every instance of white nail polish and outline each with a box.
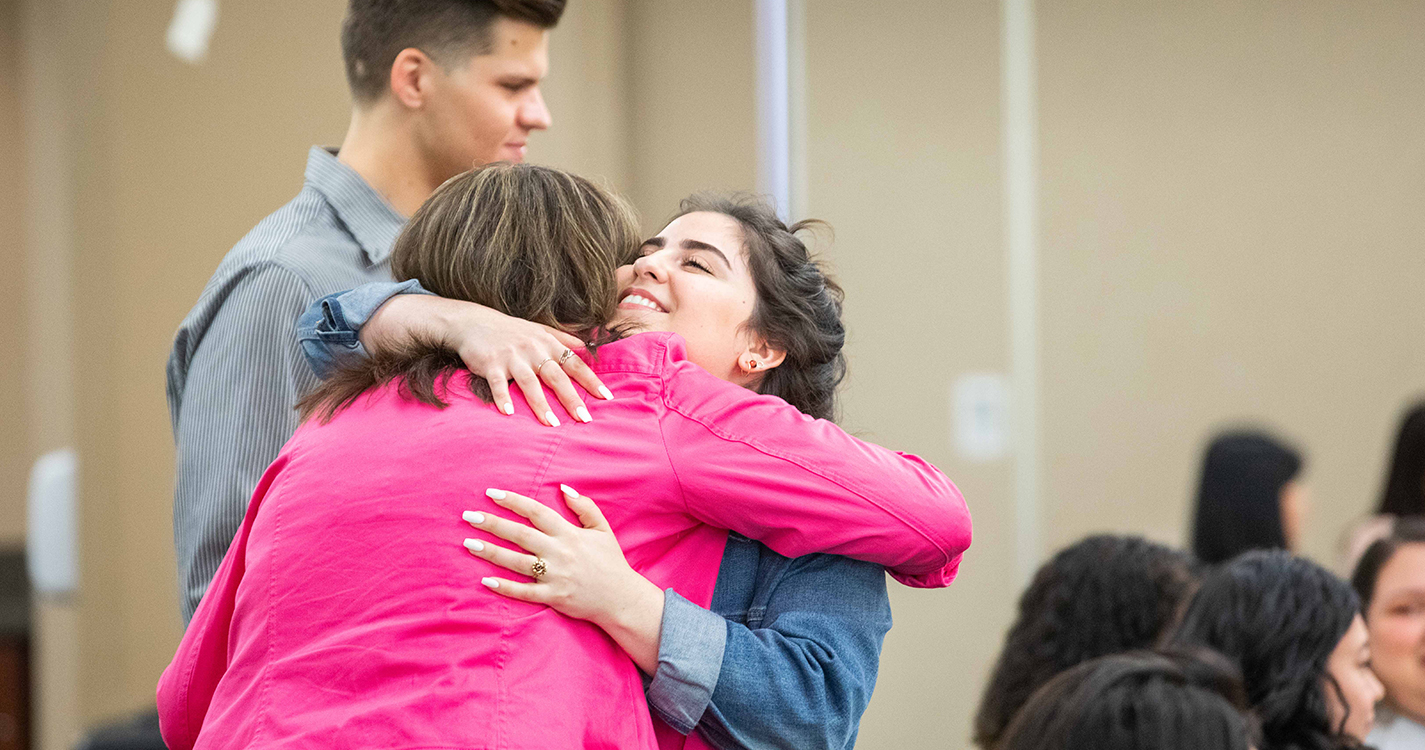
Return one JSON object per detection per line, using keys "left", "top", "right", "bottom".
{"left": 576, "top": 406, "right": 592, "bottom": 423}
{"left": 545, "top": 410, "right": 560, "bottom": 427}
{"left": 481, "top": 577, "right": 499, "bottom": 589}
{"left": 485, "top": 489, "right": 505, "bottom": 501}
{"left": 598, "top": 386, "right": 614, "bottom": 400}
{"left": 463, "top": 538, "right": 484, "bottom": 553}
{"left": 464, "top": 510, "right": 486, "bottom": 524}
{"left": 501, "top": 402, "right": 514, "bottom": 415}
{"left": 560, "top": 484, "right": 578, "bottom": 499}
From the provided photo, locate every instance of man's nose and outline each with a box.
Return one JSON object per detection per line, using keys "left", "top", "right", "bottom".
{"left": 519, "top": 89, "right": 552, "bottom": 131}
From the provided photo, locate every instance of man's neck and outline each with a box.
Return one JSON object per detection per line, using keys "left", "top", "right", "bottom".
{"left": 335, "top": 106, "right": 435, "bottom": 218}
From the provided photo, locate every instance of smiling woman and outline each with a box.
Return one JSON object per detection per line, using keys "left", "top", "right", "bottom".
{"left": 620, "top": 193, "right": 845, "bottom": 420}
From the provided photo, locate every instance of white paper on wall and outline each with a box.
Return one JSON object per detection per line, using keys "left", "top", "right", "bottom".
{"left": 952, "top": 372, "right": 1011, "bottom": 462}
{"left": 27, "top": 448, "right": 78, "bottom": 598}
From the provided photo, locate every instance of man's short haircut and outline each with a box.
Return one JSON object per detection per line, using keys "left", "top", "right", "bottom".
{"left": 341, "top": 0, "right": 567, "bottom": 103}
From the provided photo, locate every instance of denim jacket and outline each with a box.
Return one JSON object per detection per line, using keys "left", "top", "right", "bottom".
{"left": 296, "top": 284, "right": 893, "bottom": 750}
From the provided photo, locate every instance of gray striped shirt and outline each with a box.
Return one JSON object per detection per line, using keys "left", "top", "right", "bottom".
{"left": 167, "top": 147, "right": 404, "bottom": 623}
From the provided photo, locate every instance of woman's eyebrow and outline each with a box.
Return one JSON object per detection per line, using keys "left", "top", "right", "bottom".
{"left": 680, "top": 239, "right": 731, "bottom": 268}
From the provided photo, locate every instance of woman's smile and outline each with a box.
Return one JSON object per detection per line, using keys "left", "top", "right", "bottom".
{"left": 618, "top": 288, "right": 668, "bottom": 313}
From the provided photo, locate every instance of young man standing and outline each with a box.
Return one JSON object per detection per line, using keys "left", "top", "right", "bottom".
{"left": 167, "top": 0, "right": 571, "bottom": 623}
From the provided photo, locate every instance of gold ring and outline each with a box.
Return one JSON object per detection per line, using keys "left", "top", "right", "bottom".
{"left": 557, "top": 348, "right": 574, "bottom": 365}
{"left": 534, "top": 358, "right": 554, "bottom": 373}
{"left": 531, "top": 557, "right": 548, "bottom": 581}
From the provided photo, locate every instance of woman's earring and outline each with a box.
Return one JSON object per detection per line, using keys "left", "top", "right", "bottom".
{"left": 747, "top": 360, "right": 759, "bottom": 371}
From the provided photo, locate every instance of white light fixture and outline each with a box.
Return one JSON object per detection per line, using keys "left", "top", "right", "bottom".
{"left": 167, "top": 0, "right": 219, "bottom": 64}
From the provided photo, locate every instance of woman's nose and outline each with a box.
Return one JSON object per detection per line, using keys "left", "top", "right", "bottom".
{"left": 632, "top": 253, "right": 668, "bottom": 282}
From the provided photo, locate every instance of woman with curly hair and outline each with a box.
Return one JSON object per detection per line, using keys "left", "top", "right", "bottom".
{"left": 994, "top": 648, "right": 1258, "bottom": 750}
{"left": 1169, "top": 550, "right": 1384, "bottom": 749}
{"left": 973, "top": 535, "right": 1200, "bottom": 748}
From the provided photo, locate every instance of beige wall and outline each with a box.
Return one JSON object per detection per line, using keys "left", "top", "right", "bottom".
{"left": 0, "top": 0, "right": 27, "bottom": 545}
{"left": 799, "top": 2, "right": 1012, "bottom": 746}
{"left": 624, "top": 0, "right": 756, "bottom": 229}
{"left": 1037, "top": 0, "right": 1425, "bottom": 564}
{"left": 11, "top": 0, "right": 1425, "bottom": 747}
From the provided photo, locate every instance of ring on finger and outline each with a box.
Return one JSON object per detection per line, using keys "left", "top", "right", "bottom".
{"left": 531, "top": 556, "right": 548, "bottom": 581}
{"left": 534, "top": 358, "right": 554, "bottom": 373}
{"left": 557, "top": 348, "right": 574, "bottom": 366}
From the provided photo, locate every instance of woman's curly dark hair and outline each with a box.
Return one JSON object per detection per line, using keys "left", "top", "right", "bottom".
{"left": 973, "top": 535, "right": 1201, "bottom": 748}
{"left": 1168, "top": 550, "right": 1362, "bottom": 750}
{"left": 995, "top": 648, "right": 1258, "bottom": 750}
{"left": 672, "top": 193, "right": 846, "bottom": 421}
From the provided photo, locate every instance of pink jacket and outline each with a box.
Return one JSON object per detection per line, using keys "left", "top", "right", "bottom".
{"left": 158, "top": 332, "right": 971, "bottom": 750}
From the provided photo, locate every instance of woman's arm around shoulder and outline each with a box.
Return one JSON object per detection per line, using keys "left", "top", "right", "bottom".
{"left": 658, "top": 355, "right": 972, "bottom": 588}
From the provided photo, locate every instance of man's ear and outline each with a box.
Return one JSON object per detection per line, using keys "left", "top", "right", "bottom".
{"left": 389, "top": 47, "right": 436, "bottom": 109}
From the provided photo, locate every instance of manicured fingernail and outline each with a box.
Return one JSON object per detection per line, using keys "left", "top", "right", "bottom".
{"left": 501, "top": 402, "right": 514, "bottom": 415}
{"left": 485, "top": 489, "right": 506, "bottom": 501}
{"left": 545, "top": 410, "right": 560, "bottom": 427}
{"left": 463, "top": 538, "right": 484, "bottom": 553}
{"left": 598, "top": 386, "right": 614, "bottom": 400}
{"left": 560, "top": 484, "right": 578, "bottom": 499}
{"left": 464, "top": 510, "right": 486, "bottom": 524}
{"left": 576, "top": 406, "right": 592, "bottom": 423}
{"left": 481, "top": 577, "right": 499, "bottom": 589}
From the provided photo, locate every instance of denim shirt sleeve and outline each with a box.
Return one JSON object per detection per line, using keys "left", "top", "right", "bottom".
{"left": 295, "top": 279, "right": 430, "bottom": 379}
{"left": 646, "top": 591, "right": 729, "bottom": 732}
{"left": 648, "top": 553, "right": 892, "bottom": 750}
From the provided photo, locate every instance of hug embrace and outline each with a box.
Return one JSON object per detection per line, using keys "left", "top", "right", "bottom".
{"left": 159, "top": 164, "right": 973, "bottom": 748}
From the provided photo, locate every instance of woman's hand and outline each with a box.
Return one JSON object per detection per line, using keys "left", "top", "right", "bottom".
{"left": 363, "top": 294, "right": 613, "bottom": 426}
{"left": 461, "top": 485, "right": 665, "bottom": 673}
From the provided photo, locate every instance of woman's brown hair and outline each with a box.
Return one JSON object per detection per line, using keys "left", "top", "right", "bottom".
{"left": 299, "top": 162, "right": 641, "bottom": 422}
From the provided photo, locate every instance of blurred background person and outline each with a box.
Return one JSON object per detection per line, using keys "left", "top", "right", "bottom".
{"left": 1170, "top": 550, "right": 1382, "bottom": 750}
{"left": 1342, "top": 402, "right": 1425, "bottom": 573}
{"left": 1351, "top": 517, "right": 1425, "bottom": 748}
{"left": 993, "top": 649, "right": 1257, "bottom": 750}
{"left": 1191, "top": 431, "right": 1307, "bottom": 566}
{"left": 973, "top": 535, "right": 1200, "bottom": 749}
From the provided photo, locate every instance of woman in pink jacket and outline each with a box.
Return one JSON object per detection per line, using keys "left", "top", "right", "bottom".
{"left": 158, "top": 164, "right": 971, "bottom": 750}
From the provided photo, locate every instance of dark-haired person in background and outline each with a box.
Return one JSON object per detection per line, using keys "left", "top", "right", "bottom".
{"left": 1191, "top": 430, "right": 1307, "bottom": 565}
{"left": 166, "top": 0, "right": 595, "bottom": 624}
{"left": 994, "top": 649, "right": 1258, "bottom": 750}
{"left": 1351, "top": 517, "right": 1425, "bottom": 748}
{"left": 973, "top": 535, "right": 1200, "bottom": 748}
{"left": 1170, "top": 550, "right": 1383, "bottom": 750}
{"left": 1342, "top": 402, "right": 1425, "bottom": 572}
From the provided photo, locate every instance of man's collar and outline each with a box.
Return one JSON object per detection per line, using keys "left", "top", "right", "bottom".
{"left": 304, "top": 146, "right": 406, "bottom": 265}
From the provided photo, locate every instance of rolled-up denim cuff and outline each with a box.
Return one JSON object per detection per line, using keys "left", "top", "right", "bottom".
{"left": 337, "top": 278, "right": 430, "bottom": 329}
{"left": 646, "top": 589, "right": 728, "bottom": 735}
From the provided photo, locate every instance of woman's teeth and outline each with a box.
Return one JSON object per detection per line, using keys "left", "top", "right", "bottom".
{"left": 623, "top": 294, "right": 662, "bottom": 311}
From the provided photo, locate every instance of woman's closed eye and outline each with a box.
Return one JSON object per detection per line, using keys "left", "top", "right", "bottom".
{"left": 682, "top": 257, "right": 712, "bottom": 273}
